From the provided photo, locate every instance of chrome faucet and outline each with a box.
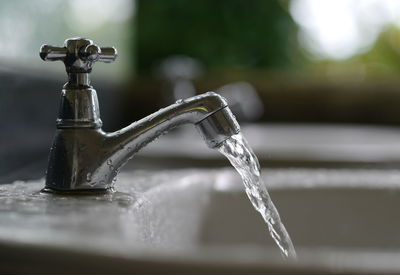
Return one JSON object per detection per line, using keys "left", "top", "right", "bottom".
{"left": 40, "top": 38, "right": 240, "bottom": 193}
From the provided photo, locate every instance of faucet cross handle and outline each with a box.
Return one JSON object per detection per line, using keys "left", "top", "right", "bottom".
{"left": 39, "top": 37, "right": 117, "bottom": 74}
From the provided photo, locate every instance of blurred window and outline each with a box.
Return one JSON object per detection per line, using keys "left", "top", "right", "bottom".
{"left": 0, "top": 0, "right": 135, "bottom": 79}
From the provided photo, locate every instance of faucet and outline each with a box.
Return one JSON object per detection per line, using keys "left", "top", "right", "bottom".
{"left": 157, "top": 55, "right": 203, "bottom": 102}
{"left": 40, "top": 38, "right": 240, "bottom": 193}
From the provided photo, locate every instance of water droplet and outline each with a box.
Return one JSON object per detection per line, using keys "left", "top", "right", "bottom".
{"left": 107, "top": 159, "right": 112, "bottom": 165}
{"left": 175, "top": 99, "right": 183, "bottom": 104}
{"left": 86, "top": 173, "right": 92, "bottom": 182}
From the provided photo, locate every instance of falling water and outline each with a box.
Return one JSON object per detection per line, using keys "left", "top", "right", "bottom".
{"left": 218, "top": 133, "right": 297, "bottom": 259}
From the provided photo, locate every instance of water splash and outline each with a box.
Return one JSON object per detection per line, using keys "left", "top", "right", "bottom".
{"left": 218, "top": 133, "right": 296, "bottom": 259}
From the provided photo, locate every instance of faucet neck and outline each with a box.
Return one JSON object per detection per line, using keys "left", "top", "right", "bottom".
{"left": 56, "top": 85, "right": 102, "bottom": 129}
{"left": 66, "top": 73, "right": 91, "bottom": 89}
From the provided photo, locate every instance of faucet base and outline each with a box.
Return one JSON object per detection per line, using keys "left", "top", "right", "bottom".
{"left": 41, "top": 187, "right": 115, "bottom": 196}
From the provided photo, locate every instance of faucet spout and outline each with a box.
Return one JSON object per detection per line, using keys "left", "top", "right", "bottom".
{"left": 108, "top": 92, "right": 239, "bottom": 151}
{"left": 105, "top": 92, "right": 239, "bottom": 176}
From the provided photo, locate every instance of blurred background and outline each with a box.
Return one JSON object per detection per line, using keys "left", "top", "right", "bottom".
{"left": 3, "top": 0, "right": 400, "bottom": 181}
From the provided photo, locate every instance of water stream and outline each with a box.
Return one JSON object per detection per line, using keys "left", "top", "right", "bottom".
{"left": 218, "top": 133, "right": 297, "bottom": 259}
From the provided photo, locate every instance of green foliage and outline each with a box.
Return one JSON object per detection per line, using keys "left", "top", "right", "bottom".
{"left": 356, "top": 27, "right": 400, "bottom": 74}
{"left": 136, "top": 0, "right": 298, "bottom": 73}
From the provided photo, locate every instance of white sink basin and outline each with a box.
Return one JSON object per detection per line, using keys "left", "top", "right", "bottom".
{"left": 204, "top": 170, "right": 400, "bottom": 250}
{"left": 2, "top": 169, "right": 400, "bottom": 274}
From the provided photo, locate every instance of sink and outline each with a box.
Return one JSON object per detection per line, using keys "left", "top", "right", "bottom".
{"left": 0, "top": 169, "right": 400, "bottom": 274}
{"left": 1, "top": 168, "right": 400, "bottom": 274}
{"left": 205, "top": 169, "right": 400, "bottom": 250}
